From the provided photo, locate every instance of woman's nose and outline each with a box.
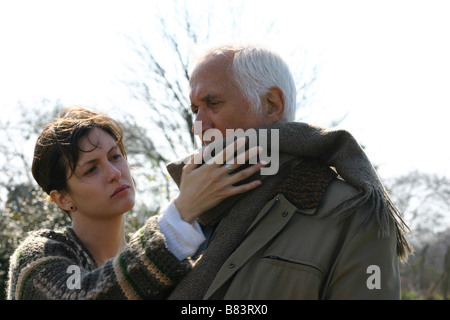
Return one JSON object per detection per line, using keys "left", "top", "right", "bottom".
{"left": 107, "top": 163, "right": 121, "bottom": 182}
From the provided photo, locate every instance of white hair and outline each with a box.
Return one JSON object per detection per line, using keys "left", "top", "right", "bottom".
{"left": 191, "top": 44, "right": 297, "bottom": 121}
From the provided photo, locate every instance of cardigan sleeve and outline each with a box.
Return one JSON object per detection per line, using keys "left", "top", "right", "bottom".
{"left": 158, "top": 201, "right": 206, "bottom": 261}
{"left": 7, "top": 216, "right": 192, "bottom": 300}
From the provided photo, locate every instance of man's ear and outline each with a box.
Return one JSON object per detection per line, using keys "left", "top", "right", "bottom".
{"left": 49, "top": 190, "right": 74, "bottom": 212}
{"left": 264, "top": 86, "right": 285, "bottom": 122}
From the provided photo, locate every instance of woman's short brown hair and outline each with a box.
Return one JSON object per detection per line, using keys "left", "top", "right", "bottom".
{"left": 32, "top": 106, "right": 127, "bottom": 195}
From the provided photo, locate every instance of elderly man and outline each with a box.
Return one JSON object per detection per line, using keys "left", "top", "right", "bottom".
{"left": 167, "top": 44, "right": 412, "bottom": 300}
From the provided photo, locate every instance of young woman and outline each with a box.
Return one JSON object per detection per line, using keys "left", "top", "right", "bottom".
{"left": 6, "top": 106, "right": 264, "bottom": 299}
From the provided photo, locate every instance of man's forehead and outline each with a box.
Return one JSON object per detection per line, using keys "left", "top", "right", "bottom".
{"left": 190, "top": 56, "right": 234, "bottom": 97}
{"left": 189, "top": 84, "right": 222, "bottom": 102}
{"left": 191, "top": 53, "right": 233, "bottom": 79}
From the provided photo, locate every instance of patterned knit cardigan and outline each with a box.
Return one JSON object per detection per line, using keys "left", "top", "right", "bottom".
{"left": 6, "top": 216, "right": 191, "bottom": 300}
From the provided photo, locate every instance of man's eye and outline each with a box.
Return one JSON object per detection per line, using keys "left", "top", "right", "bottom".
{"left": 191, "top": 105, "right": 198, "bottom": 114}
{"left": 209, "top": 101, "right": 220, "bottom": 106}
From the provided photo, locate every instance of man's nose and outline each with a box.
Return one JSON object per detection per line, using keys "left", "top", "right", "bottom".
{"left": 192, "top": 109, "right": 213, "bottom": 135}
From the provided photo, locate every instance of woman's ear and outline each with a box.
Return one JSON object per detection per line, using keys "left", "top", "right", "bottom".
{"left": 264, "top": 86, "right": 285, "bottom": 122}
{"left": 49, "top": 190, "right": 74, "bottom": 212}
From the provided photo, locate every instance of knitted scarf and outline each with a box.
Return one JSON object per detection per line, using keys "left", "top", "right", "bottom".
{"left": 166, "top": 122, "right": 412, "bottom": 300}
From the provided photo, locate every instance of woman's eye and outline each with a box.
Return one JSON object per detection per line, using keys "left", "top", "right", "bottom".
{"left": 85, "top": 166, "right": 97, "bottom": 176}
{"left": 111, "top": 154, "right": 122, "bottom": 161}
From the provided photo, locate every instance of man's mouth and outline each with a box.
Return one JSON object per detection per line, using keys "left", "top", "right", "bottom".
{"left": 202, "top": 133, "right": 215, "bottom": 146}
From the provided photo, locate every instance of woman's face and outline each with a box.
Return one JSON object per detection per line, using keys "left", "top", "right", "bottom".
{"left": 65, "top": 127, "right": 135, "bottom": 219}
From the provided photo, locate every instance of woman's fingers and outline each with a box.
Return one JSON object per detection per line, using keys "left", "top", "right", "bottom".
{"left": 201, "top": 137, "right": 264, "bottom": 174}
{"left": 175, "top": 143, "right": 266, "bottom": 223}
{"left": 204, "top": 137, "right": 247, "bottom": 166}
{"left": 226, "top": 161, "right": 267, "bottom": 186}
{"left": 222, "top": 145, "right": 262, "bottom": 173}
{"left": 226, "top": 178, "right": 263, "bottom": 196}
{"left": 199, "top": 137, "right": 264, "bottom": 181}
{"left": 181, "top": 153, "right": 200, "bottom": 174}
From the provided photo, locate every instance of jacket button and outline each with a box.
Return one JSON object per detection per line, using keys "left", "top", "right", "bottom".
{"left": 281, "top": 211, "right": 289, "bottom": 217}
{"left": 228, "top": 263, "right": 236, "bottom": 269}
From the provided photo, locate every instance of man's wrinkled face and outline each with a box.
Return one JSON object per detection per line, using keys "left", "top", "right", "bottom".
{"left": 189, "top": 53, "right": 270, "bottom": 145}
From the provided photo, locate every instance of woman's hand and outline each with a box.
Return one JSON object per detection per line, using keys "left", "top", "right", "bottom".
{"left": 174, "top": 137, "right": 266, "bottom": 223}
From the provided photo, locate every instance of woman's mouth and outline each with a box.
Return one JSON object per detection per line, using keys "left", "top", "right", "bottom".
{"left": 111, "top": 185, "right": 130, "bottom": 198}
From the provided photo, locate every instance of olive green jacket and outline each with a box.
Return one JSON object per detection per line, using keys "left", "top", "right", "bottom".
{"left": 166, "top": 122, "right": 409, "bottom": 300}
{"left": 204, "top": 179, "right": 400, "bottom": 300}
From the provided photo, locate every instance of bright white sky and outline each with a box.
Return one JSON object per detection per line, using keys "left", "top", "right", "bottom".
{"left": 1, "top": 0, "right": 449, "bottom": 181}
